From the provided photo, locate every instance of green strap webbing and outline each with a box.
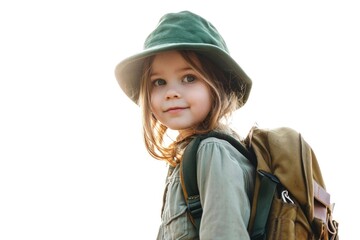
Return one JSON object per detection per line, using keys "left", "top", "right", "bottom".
{"left": 181, "top": 136, "right": 203, "bottom": 233}
{"left": 250, "top": 173, "right": 279, "bottom": 240}
{"left": 180, "top": 131, "right": 255, "bottom": 234}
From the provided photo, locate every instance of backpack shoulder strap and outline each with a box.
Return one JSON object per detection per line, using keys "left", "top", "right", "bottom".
{"left": 180, "top": 131, "right": 255, "bottom": 232}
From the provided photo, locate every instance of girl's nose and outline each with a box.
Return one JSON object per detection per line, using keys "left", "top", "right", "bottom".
{"left": 165, "top": 87, "right": 180, "bottom": 100}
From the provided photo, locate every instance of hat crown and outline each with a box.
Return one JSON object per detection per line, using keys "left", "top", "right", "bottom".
{"left": 144, "top": 11, "right": 229, "bottom": 53}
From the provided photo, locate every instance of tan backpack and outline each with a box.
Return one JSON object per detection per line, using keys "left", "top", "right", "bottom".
{"left": 180, "top": 127, "right": 339, "bottom": 239}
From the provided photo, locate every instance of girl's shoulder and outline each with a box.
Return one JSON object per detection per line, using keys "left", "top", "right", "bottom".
{"left": 197, "top": 128, "right": 242, "bottom": 150}
{"left": 194, "top": 130, "right": 253, "bottom": 169}
{"left": 197, "top": 135, "right": 244, "bottom": 160}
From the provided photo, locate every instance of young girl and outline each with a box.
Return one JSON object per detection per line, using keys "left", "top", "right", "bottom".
{"left": 115, "top": 11, "right": 255, "bottom": 239}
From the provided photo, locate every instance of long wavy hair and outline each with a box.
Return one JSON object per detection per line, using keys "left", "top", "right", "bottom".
{"left": 138, "top": 50, "right": 246, "bottom": 166}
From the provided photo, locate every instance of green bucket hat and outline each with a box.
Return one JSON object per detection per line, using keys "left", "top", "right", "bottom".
{"left": 115, "top": 11, "right": 252, "bottom": 107}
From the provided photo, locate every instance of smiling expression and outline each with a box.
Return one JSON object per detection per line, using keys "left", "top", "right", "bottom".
{"left": 149, "top": 51, "right": 212, "bottom": 131}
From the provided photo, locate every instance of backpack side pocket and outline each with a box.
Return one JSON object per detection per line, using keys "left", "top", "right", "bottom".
{"left": 267, "top": 197, "right": 313, "bottom": 240}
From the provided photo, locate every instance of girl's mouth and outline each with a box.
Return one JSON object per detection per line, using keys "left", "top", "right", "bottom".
{"left": 164, "top": 107, "right": 188, "bottom": 113}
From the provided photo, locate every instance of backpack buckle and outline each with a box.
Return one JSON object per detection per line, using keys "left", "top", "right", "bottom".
{"left": 187, "top": 195, "right": 203, "bottom": 219}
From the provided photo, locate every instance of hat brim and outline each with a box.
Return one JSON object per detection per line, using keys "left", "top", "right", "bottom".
{"left": 115, "top": 43, "right": 252, "bottom": 107}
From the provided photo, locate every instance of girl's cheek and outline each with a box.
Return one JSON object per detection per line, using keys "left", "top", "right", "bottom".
{"left": 150, "top": 95, "right": 158, "bottom": 110}
{"left": 151, "top": 88, "right": 164, "bottom": 102}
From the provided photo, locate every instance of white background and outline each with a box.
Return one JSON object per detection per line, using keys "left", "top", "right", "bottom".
{"left": 1, "top": 0, "right": 358, "bottom": 239}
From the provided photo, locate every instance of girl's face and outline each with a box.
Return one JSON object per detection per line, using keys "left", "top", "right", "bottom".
{"left": 149, "top": 51, "right": 212, "bottom": 131}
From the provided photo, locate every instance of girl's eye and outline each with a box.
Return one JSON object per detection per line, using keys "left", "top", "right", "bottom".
{"left": 183, "top": 74, "right": 196, "bottom": 83}
{"left": 152, "top": 79, "right": 166, "bottom": 87}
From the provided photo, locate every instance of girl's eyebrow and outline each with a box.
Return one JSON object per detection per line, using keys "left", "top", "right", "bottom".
{"left": 150, "top": 67, "right": 194, "bottom": 78}
{"left": 149, "top": 72, "right": 161, "bottom": 79}
{"left": 177, "top": 67, "right": 194, "bottom": 73}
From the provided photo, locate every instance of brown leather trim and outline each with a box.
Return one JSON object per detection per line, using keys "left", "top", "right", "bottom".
{"left": 314, "top": 181, "right": 330, "bottom": 206}
{"left": 313, "top": 181, "right": 330, "bottom": 222}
